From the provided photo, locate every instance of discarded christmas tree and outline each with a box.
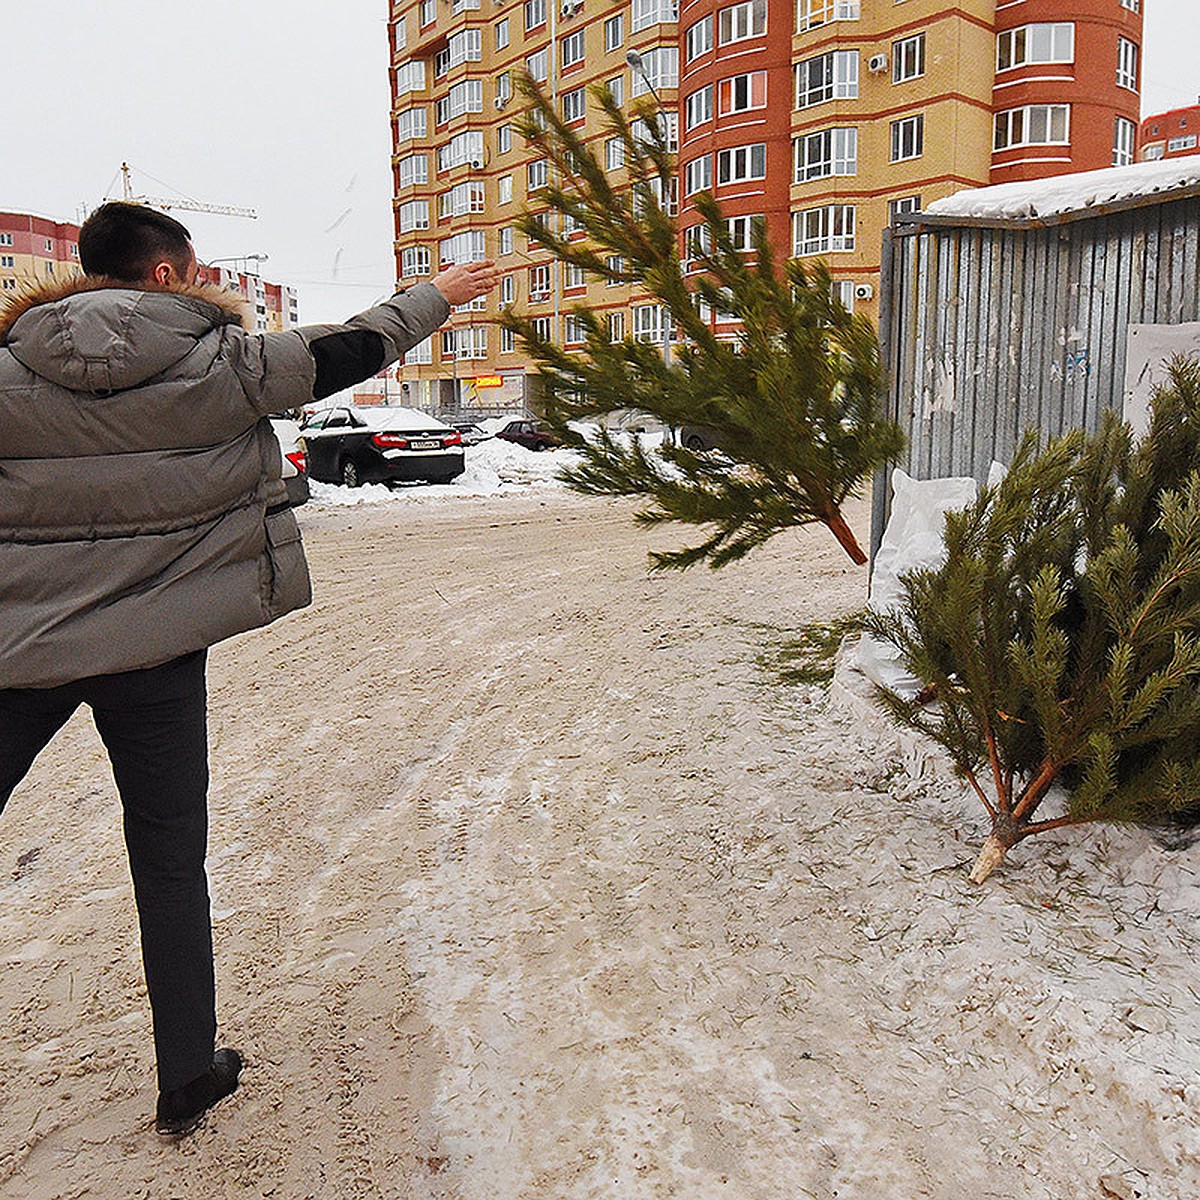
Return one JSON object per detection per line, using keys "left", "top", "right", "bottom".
{"left": 500, "top": 79, "right": 904, "bottom": 568}
{"left": 869, "top": 360, "right": 1200, "bottom": 881}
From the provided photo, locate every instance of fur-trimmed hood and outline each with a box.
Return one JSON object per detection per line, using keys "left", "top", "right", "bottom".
{"left": 0, "top": 275, "right": 252, "bottom": 396}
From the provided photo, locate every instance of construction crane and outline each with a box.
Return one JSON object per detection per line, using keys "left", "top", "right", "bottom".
{"left": 111, "top": 162, "right": 256, "bottom": 220}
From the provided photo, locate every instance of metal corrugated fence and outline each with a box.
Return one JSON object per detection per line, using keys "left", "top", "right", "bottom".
{"left": 871, "top": 190, "right": 1200, "bottom": 557}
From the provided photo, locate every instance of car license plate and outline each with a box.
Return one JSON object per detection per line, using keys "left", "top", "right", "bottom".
{"left": 408, "top": 438, "right": 440, "bottom": 451}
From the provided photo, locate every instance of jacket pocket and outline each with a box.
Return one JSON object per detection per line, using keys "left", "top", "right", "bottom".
{"left": 263, "top": 506, "right": 313, "bottom": 619}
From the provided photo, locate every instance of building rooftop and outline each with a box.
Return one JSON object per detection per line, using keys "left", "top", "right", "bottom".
{"left": 924, "top": 156, "right": 1200, "bottom": 224}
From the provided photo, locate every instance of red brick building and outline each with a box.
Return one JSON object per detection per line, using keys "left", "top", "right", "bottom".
{"left": 1139, "top": 103, "right": 1200, "bottom": 163}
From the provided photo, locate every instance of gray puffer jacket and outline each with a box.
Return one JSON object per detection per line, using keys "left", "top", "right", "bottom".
{"left": 0, "top": 276, "right": 449, "bottom": 689}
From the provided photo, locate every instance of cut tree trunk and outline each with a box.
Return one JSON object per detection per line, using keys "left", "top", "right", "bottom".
{"left": 968, "top": 834, "right": 1010, "bottom": 884}
{"left": 824, "top": 509, "right": 867, "bottom": 565}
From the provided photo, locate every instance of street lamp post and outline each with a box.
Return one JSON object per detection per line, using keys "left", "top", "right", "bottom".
{"left": 626, "top": 49, "right": 675, "bottom": 442}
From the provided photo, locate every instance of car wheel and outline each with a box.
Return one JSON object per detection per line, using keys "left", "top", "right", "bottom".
{"left": 685, "top": 434, "right": 707, "bottom": 451}
{"left": 341, "top": 458, "right": 361, "bottom": 488}
{"left": 533, "top": 440, "right": 549, "bottom": 452}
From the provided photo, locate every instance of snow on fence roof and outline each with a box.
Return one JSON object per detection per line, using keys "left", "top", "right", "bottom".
{"left": 923, "top": 155, "right": 1200, "bottom": 224}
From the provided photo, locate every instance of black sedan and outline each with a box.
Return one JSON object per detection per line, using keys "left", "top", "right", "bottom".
{"left": 301, "top": 406, "right": 465, "bottom": 487}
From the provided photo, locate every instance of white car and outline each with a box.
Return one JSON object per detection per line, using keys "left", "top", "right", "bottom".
{"left": 268, "top": 416, "right": 310, "bottom": 506}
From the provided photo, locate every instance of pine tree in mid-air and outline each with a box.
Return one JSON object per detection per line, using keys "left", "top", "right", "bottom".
{"left": 500, "top": 79, "right": 904, "bottom": 568}
{"left": 869, "top": 361, "right": 1200, "bottom": 880}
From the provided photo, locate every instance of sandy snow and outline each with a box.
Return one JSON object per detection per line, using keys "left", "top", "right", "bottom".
{"left": 1, "top": 481, "right": 1199, "bottom": 1199}
{"left": 925, "top": 155, "right": 1200, "bottom": 222}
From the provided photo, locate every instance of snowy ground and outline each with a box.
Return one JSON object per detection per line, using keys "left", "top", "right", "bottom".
{"left": 1, "top": 473, "right": 1199, "bottom": 1199}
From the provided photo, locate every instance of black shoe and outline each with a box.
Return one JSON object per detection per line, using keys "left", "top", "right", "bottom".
{"left": 155, "top": 1048, "right": 243, "bottom": 1136}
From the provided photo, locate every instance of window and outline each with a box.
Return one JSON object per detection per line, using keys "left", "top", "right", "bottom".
{"left": 686, "top": 15, "right": 713, "bottom": 60}
{"left": 1142, "top": 143, "right": 1165, "bottom": 162}
{"left": 437, "top": 79, "right": 484, "bottom": 123}
{"left": 686, "top": 86, "right": 713, "bottom": 129}
{"left": 685, "top": 225, "right": 712, "bottom": 263}
{"left": 498, "top": 175, "right": 513, "bottom": 204}
{"left": 890, "top": 114, "right": 924, "bottom": 161}
{"left": 633, "top": 304, "right": 665, "bottom": 343}
{"left": 562, "top": 87, "right": 586, "bottom": 123}
{"left": 495, "top": 17, "right": 510, "bottom": 49}
{"left": 528, "top": 159, "right": 549, "bottom": 189}
{"left": 526, "top": 49, "right": 548, "bottom": 82}
{"left": 440, "top": 230, "right": 488, "bottom": 265}
{"left": 525, "top": 0, "right": 546, "bottom": 30}
{"left": 532, "top": 316, "right": 552, "bottom": 342}
{"left": 438, "top": 130, "right": 485, "bottom": 170}
{"left": 403, "top": 335, "right": 432, "bottom": 365}
{"left": 461, "top": 328, "right": 489, "bottom": 358}
{"left": 605, "top": 14, "right": 624, "bottom": 51}
{"left": 435, "top": 29, "right": 482, "bottom": 75}
{"left": 798, "top": 0, "right": 859, "bottom": 33}
{"left": 562, "top": 29, "right": 586, "bottom": 68}
{"left": 717, "top": 143, "right": 766, "bottom": 184}
{"left": 420, "top": 0, "right": 436, "bottom": 25}
{"left": 632, "top": 0, "right": 678, "bottom": 33}
{"left": 606, "top": 137, "right": 626, "bottom": 170}
{"left": 719, "top": 0, "right": 766, "bottom": 44}
{"left": 606, "top": 75, "right": 624, "bottom": 107}
{"left": 563, "top": 315, "right": 586, "bottom": 344}
{"left": 994, "top": 104, "right": 1070, "bottom": 150}
{"left": 397, "top": 153, "right": 428, "bottom": 188}
{"left": 529, "top": 263, "right": 551, "bottom": 300}
{"left": 564, "top": 263, "right": 586, "bottom": 289}
{"left": 794, "top": 127, "right": 857, "bottom": 181}
{"left": 439, "top": 182, "right": 486, "bottom": 217}
{"left": 498, "top": 124, "right": 514, "bottom": 154}
{"left": 1117, "top": 37, "right": 1138, "bottom": 91}
{"left": 796, "top": 50, "right": 858, "bottom": 107}
{"left": 0, "top": 233, "right": 11, "bottom": 245}
{"left": 632, "top": 111, "right": 678, "bottom": 151}
{"left": 451, "top": 0, "right": 480, "bottom": 12}
{"left": 1168, "top": 134, "right": 1198, "bottom": 153}
{"left": 888, "top": 195, "right": 921, "bottom": 221}
{"left": 0, "top": 255, "right": 14, "bottom": 268}
{"left": 394, "top": 60, "right": 427, "bottom": 97}
{"left": 499, "top": 227, "right": 514, "bottom": 254}
{"left": 496, "top": 72, "right": 512, "bottom": 105}
{"left": 1120, "top": 0, "right": 1139, "bottom": 9}
{"left": 793, "top": 205, "right": 855, "bottom": 255}
{"left": 684, "top": 155, "right": 713, "bottom": 195}
{"left": 395, "top": 107, "right": 427, "bottom": 142}
{"left": 605, "top": 254, "right": 625, "bottom": 284}
{"left": 401, "top": 247, "right": 431, "bottom": 277}
{"left": 398, "top": 200, "right": 430, "bottom": 232}
{"left": 719, "top": 72, "right": 766, "bottom": 114}
{"left": 1, "top": 279, "right": 14, "bottom": 290}
{"left": 892, "top": 33, "right": 925, "bottom": 83}
{"left": 631, "top": 47, "right": 678, "bottom": 95}
{"left": 996, "top": 23, "right": 1074, "bottom": 71}
{"left": 501, "top": 327, "right": 517, "bottom": 353}
{"left": 1113, "top": 117, "right": 1136, "bottom": 167}
{"left": 607, "top": 312, "right": 625, "bottom": 341}
{"left": 392, "top": 18, "right": 407, "bottom": 54}
{"left": 726, "top": 214, "right": 762, "bottom": 252}
{"left": 831, "top": 280, "right": 856, "bottom": 313}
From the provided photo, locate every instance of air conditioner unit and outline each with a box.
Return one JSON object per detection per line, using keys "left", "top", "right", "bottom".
{"left": 854, "top": 283, "right": 875, "bottom": 301}
{"left": 471, "top": 157, "right": 485, "bottom": 169}
{"left": 867, "top": 53, "right": 889, "bottom": 74}
{"left": 495, "top": 95, "right": 509, "bottom": 109}
{"left": 561, "top": 0, "right": 580, "bottom": 14}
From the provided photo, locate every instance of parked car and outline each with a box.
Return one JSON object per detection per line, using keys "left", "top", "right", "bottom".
{"left": 268, "top": 415, "right": 310, "bottom": 507}
{"left": 300, "top": 406, "right": 465, "bottom": 486}
{"left": 679, "top": 424, "right": 722, "bottom": 452}
{"left": 494, "top": 419, "right": 561, "bottom": 452}
{"left": 451, "top": 421, "right": 491, "bottom": 446}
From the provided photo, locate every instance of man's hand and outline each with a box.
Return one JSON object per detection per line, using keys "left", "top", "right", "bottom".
{"left": 431, "top": 260, "right": 505, "bottom": 307}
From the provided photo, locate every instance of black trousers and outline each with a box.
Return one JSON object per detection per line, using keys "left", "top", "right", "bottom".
{"left": 0, "top": 651, "right": 215, "bottom": 1092}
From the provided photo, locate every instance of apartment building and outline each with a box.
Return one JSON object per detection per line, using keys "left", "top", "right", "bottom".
{"left": 195, "top": 264, "right": 300, "bottom": 332}
{"left": 1139, "top": 103, "right": 1200, "bottom": 163}
{"left": 0, "top": 212, "right": 83, "bottom": 294}
{"left": 388, "top": 0, "right": 1143, "bottom": 412}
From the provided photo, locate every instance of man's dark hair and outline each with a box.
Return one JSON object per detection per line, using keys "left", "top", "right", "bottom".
{"left": 79, "top": 202, "right": 193, "bottom": 283}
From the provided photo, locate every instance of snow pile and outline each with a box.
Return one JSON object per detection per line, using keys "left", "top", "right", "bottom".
{"left": 307, "top": 438, "right": 578, "bottom": 506}
{"left": 926, "top": 155, "right": 1200, "bottom": 222}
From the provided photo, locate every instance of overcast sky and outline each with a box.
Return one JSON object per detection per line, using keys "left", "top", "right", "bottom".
{"left": 4, "top": 1, "right": 1197, "bottom": 325}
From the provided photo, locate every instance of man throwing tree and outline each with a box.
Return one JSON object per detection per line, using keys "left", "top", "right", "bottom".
{"left": 0, "top": 202, "right": 501, "bottom": 1135}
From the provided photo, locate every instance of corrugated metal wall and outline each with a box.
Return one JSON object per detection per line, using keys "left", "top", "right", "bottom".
{"left": 872, "top": 193, "right": 1200, "bottom": 554}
